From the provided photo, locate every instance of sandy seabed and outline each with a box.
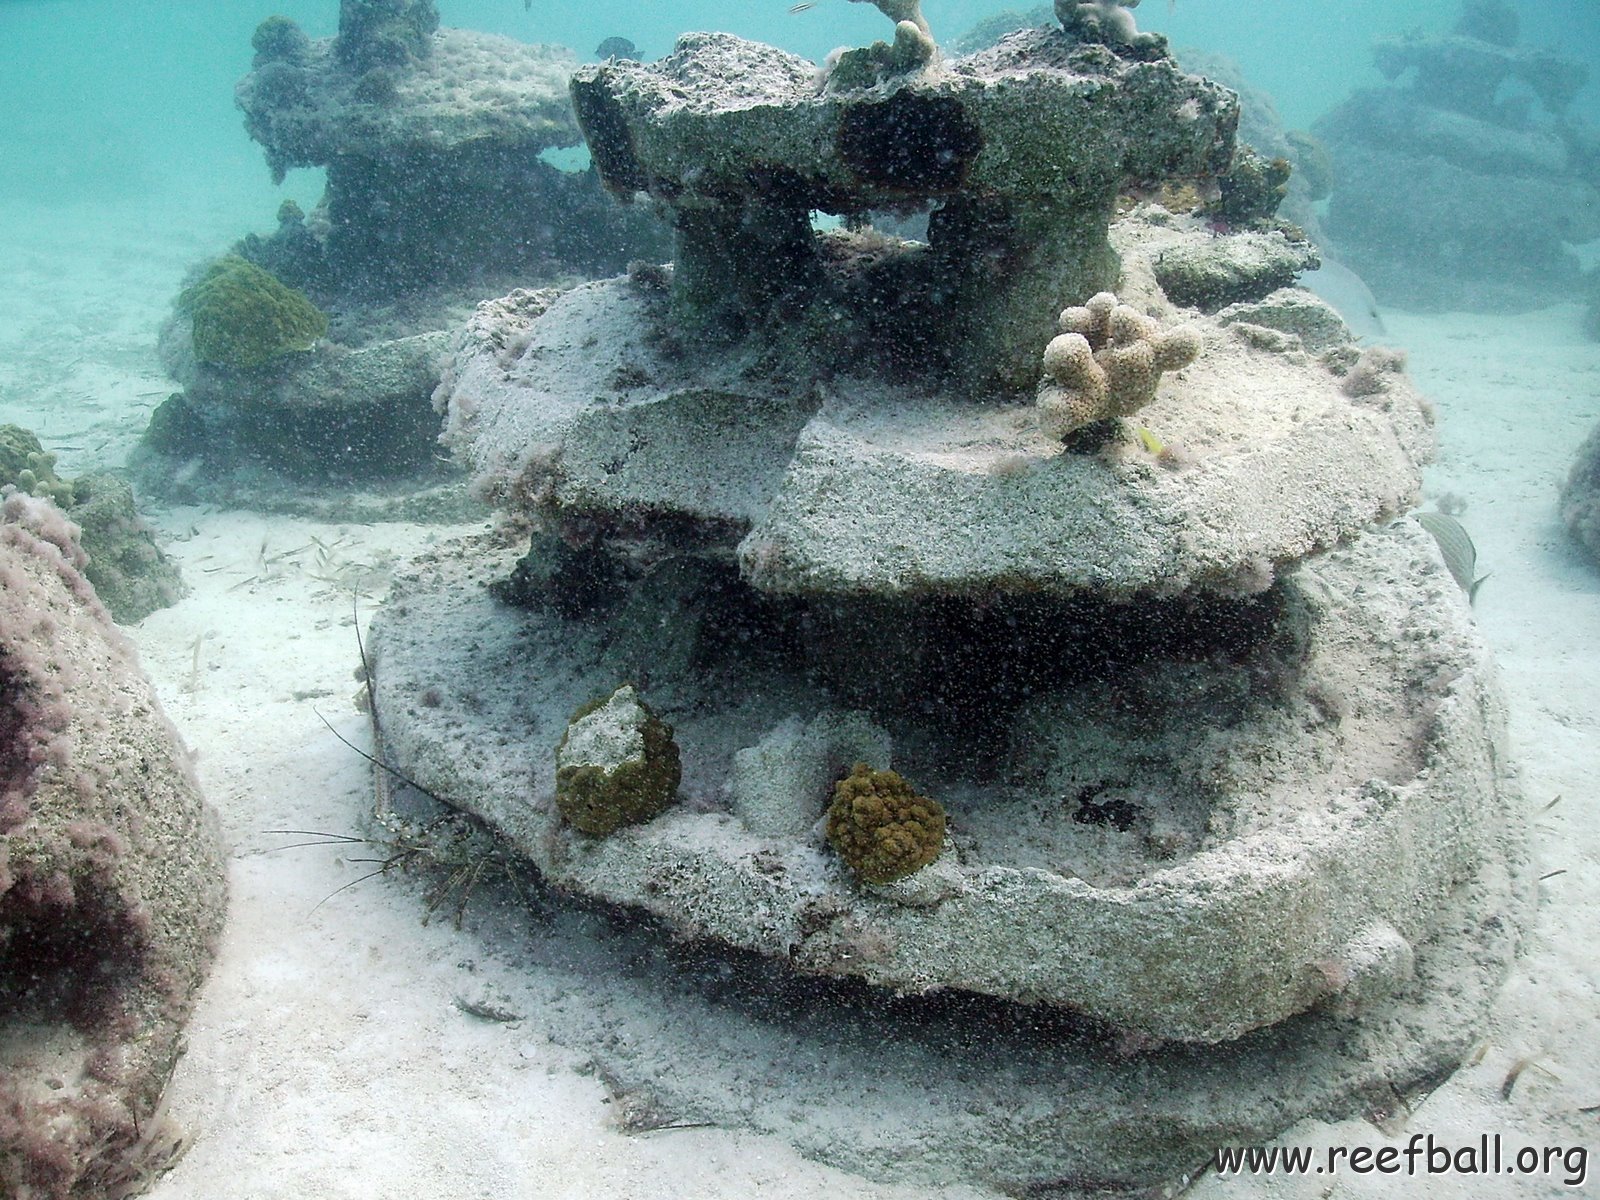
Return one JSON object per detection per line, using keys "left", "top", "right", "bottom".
{"left": 1, "top": 190, "right": 1596, "bottom": 1199}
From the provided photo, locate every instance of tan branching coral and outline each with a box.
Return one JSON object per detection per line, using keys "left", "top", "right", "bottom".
{"left": 825, "top": 762, "right": 946, "bottom": 885}
{"left": 831, "top": 1, "right": 936, "bottom": 82}
{"left": 1036, "top": 292, "right": 1202, "bottom": 440}
{"left": 1056, "top": 0, "right": 1165, "bottom": 55}
{"left": 850, "top": 0, "right": 930, "bottom": 37}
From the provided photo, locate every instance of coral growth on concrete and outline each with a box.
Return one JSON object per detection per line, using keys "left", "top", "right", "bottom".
{"left": 365, "top": 15, "right": 1526, "bottom": 1190}
{"left": 554, "top": 685, "right": 681, "bottom": 836}
{"left": 235, "top": 16, "right": 666, "bottom": 296}
{"left": 1, "top": 425, "right": 184, "bottom": 624}
{"left": 1054, "top": 0, "right": 1164, "bottom": 57}
{"left": 176, "top": 255, "right": 327, "bottom": 371}
{"left": 572, "top": 23, "right": 1234, "bottom": 388}
{"left": 169, "top": 7, "right": 668, "bottom": 509}
{"left": 0, "top": 424, "right": 73, "bottom": 509}
{"left": 1207, "top": 145, "right": 1292, "bottom": 227}
{"left": 144, "top": 321, "right": 454, "bottom": 500}
{"left": 334, "top": 0, "right": 439, "bottom": 72}
{"left": 849, "top": 0, "right": 930, "bottom": 36}
{"left": 0, "top": 495, "right": 225, "bottom": 1196}
{"left": 825, "top": 763, "right": 946, "bottom": 884}
{"left": 1036, "top": 291, "right": 1202, "bottom": 440}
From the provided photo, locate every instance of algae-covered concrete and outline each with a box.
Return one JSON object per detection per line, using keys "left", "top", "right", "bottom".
{"left": 0, "top": 496, "right": 225, "bottom": 1196}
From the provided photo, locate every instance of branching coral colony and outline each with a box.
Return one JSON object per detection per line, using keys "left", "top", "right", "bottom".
{"left": 369, "top": 1, "right": 1528, "bottom": 1190}
{"left": 1037, "top": 292, "right": 1203, "bottom": 440}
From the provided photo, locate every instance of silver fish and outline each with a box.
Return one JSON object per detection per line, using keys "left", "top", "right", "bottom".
{"left": 1415, "top": 510, "right": 1488, "bottom": 602}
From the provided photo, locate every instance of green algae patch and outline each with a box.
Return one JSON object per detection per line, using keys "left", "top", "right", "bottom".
{"left": 177, "top": 255, "right": 327, "bottom": 371}
{"left": 554, "top": 684, "right": 681, "bottom": 836}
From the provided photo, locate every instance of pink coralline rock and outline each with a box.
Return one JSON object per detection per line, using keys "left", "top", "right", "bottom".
{"left": 0, "top": 495, "right": 226, "bottom": 1199}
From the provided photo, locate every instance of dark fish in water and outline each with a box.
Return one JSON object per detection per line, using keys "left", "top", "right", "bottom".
{"left": 596, "top": 36, "right": 639, "bottom": 60}
{"left": 1415, "top": 510, "right": 1489, "bottom": 602}
{"left": 790, "top": 3, "right": 816, "bottom": 11}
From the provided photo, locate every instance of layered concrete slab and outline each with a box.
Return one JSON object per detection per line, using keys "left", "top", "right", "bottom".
{"left": 369, "top": 519, "right": 1523, "bottom": 1043}
{"left": 443, "top": 267, "right": 1433, "bottom": 600}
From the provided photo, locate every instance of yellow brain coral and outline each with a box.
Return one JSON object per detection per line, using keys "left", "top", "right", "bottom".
{"left": 825, "top": 762, "right": 946, "bottom": 885}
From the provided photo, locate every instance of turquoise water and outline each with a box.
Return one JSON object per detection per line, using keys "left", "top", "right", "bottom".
{"left": 0, "top": 0, "right": 1595, "bottom": 475}
{"left": 1, "top": 6, "right": 1598, "bottom": 1195}
{"left": 5, "top": 1, "right": 1596, "bottom": 209}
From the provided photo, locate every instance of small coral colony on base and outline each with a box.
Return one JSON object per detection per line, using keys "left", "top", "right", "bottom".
{"left": 3, "top": 0, "right": 1555, "bottom": 1195}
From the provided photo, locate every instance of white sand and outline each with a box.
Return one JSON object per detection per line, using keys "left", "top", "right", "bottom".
{"left": 2, "top": 189, "right": 1596, "bottom": 1197}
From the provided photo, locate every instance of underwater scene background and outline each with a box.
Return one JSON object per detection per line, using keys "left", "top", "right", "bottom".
{"left": 1, "top": 1, "right": 1598, "bottom": 1197}
{"left": 6, "top": 0, "right": 1598, "bottom": 208}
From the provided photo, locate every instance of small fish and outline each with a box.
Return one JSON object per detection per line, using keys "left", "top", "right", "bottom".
{"left": 1133, "top": 423, "right": 1166, "bottom": 456}
{"left": 596, "top": 36, "right": 639, "bottom": 60}
{"left": 1415, "top": 510, "right": 1489, "bottom": 602}
{"left": 790, "top": 2, "right": 816, "bottom": 11}
{"left": 454, "top": 994, "right": 523, "bottom": 1023}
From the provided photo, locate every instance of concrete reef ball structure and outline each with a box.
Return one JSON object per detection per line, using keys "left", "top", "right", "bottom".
{"left": 0, "top": 495, "right": 225, "bottom": 1198}
{"left": 570, "top": 23, "right": 1236, "bottom": 390}
{"left": 369, "top": 10, "right": 1529, "bottom": 1192}
{"left": 236, "top": 3, "right": 663, "bottom": 295}
{"left": 1315, "top": 0, "right": 1599, "bottom": 311}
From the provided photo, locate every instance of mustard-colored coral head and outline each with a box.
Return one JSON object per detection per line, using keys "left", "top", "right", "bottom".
{"left": 826, "top": 763, "right": 945, "bottom": 885}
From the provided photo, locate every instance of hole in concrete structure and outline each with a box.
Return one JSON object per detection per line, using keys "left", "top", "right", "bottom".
{"left": 1071, "top": 784, "right": 1141, "bottom": 831}
{"left": 539, "top": 144, "right": 592, "bottom": 174}
{"left": 0, "top": 881, "right": 143, "bottom": 1031}
{"left": 571, "top": 76, "right": 648, "bottom": 195}
{"left": 836, "top": 92, "right": 983, "bottom": 194}
{"left": 803, "top": 585, "right": 1294, "bottom": 740}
